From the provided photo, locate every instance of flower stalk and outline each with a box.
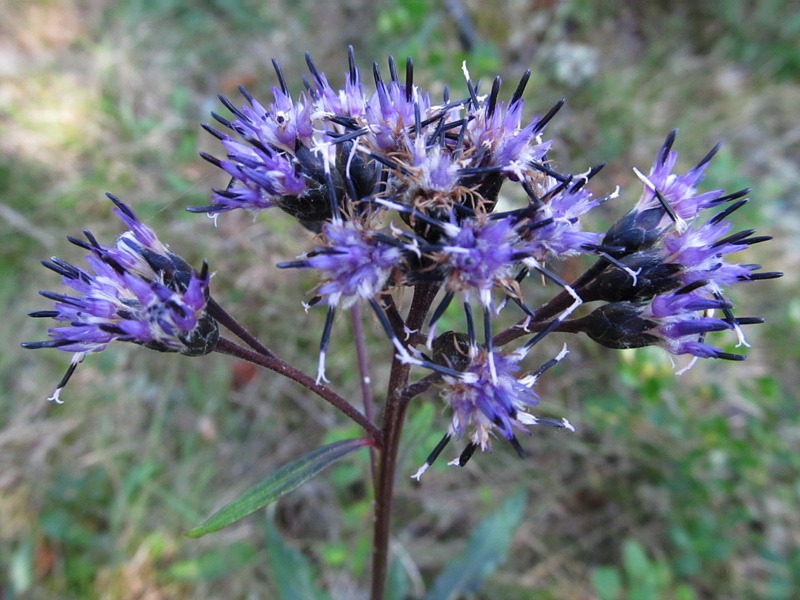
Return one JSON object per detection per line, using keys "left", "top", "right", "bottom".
{"left": 23, "top": 48, "right": 780, "bottom": 600}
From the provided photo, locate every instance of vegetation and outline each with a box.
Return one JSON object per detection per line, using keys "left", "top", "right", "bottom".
{"left": 2, "top": 1, "right": 798, "bottom": 598}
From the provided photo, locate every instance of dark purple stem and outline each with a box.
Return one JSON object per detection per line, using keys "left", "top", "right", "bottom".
{"left": 215, "top": 337, "right": 382, "bottom": 443}
{"left": 208, "top": 297, "right": 276, "bottom": 357}
{"left": 370, "top": 282, "right": 439, "bottom": 600}
{"left": 350, "top": 304, "right": 377, "bottom": 484}
{"left": 493, "top": 258, "right": 609, "bottom": 346}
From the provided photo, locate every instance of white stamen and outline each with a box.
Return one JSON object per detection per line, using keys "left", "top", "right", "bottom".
{"left": 459, "top": 372, "right": 479, "bottom": 384}
{"left": 675, "top": 355, "right": 699, "bottom": 376}
{"left": 734, "top": 322, "right": 750, "bottom": 348}
{"left": 461, "top": 61, "right": 471, "bottom": 83}
{"left": 562, "top": 417, "right": 575, "bottom": 432}
{"left": 626, "top": 266, "right": 641, "bottom": 286}
{"left": 411, "top": 463, "right": 429, "bottom": 481}
{"left": 516, "top": 412, "right": 537, "bottom": 425}
{"left": 47, "top": 388, "right": 64, "bottom": 404}
{"left": 425, "top": 324, "right": 437, "bottom": 350}
{"left": 316, "top": 351, "right": 329, "bottom": 384}
{"left": 518, "top": 375, "right": 535, "bottom": 387}
{"left": 488, "top": 350, "right": 498, "bottom": 385}
{"left": 633, "top": 167, "right": 688, "bottom": 233}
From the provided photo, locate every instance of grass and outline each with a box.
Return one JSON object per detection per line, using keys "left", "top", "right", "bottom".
{"left": 2, "top": 0, "right": 799, "bottom": 598}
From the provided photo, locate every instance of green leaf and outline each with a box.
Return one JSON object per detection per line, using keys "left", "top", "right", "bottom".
{"left": 168, "top": 542, "right": 258, "bottom": 581}
{"left": 425, "top": 488, "right": 527, "bottom": 600}
{"left": 386, "top": 558, "right": 409, "bottom": 600}
{"left": 591, "top": 566, "right": 622, "bottom": 600}
{"left": 622, "top": 539, "right": 650, "bottom": 577}
{"left": 186, "top": 438, "right": 370, "bottom": 538}
{"left": 264, "top": 517, "right": 330, "bottom": 600}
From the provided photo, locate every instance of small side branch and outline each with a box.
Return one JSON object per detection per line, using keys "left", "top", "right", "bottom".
{"left": 493, "top": 259, "right": 610, "bottom": 347}
{"left": 215, "top": 337, "right": 382, "bottom": 443}
{"left": 208, "top": 297, "right": 276, "bottom": 357}
{"left": 351, "top": 304, "right": 377, "bottom": 483}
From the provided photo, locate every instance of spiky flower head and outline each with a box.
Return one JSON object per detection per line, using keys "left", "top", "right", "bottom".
{"left": 278, "top": 219, "right": 407, "bottom": 309}
{"left": 411, "top": 332, "right": 573, "bottom": 479}
{"left": 582, "top": 132, "right": 781, "bottom": 370}
{"left": 23, "top": 195, "right": 217, "bottom": 403}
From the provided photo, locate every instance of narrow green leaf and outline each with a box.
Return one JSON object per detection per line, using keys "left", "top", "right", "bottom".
{"left": 265, "top": 517, "right": 330, "bottom": 600}
{"left": 386, "top": 558, "right": 410, "bottom": 600}
{"left": 186, "top": 438, "right": 370, "bottom": 538}
{"left": 591, "top": 566, "right": 622, "bottom": 600}
{"left": 425, "top": 488, "right": 527, "bottom": 600}
{"left": 167, "top": 541, "right": 259, "bottom": 581}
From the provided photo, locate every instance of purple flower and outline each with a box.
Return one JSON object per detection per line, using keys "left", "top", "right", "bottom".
{"left": 411, "top": 336, "right": 573, "bottom": 479}
{"left": 632, "top": 131, "right": 723, "bottom": 226}
{"left": 23, "top": 196, "right": 217, "bottom": 403}
{"left": 663, "top": 216, "right": 763, "bottom": 289}
{"left": 278, "top": 220, "right": 406, "bottom": 307}
{"left": 229, "top": 88, "right": 316, "bottom": 153}
{"left": 366, "top": 78, "right": 430, "bottom": 153}
{"left": 435, "top": 217, "right": 524, "bottom": 307}
{"left": 646, "top": 292, "right": 747, "bottom": 368}
{"left": 203, "top": 141, "right": 307, "bottom": 215}
{"left": 464, "top": 94, "right": 551, "bottom": 179}
{"left": 525, "top": 175, "right": 605, "bottom": 261}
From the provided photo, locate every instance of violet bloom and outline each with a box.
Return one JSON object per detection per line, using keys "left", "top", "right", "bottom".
{"left": 200, "top": 141, "right": 306, "bottom": 215}
{"left": 23, "top": 196, "right": 217, "bottom": 403}
{"left": 663, "top": 213, "right": 767, "bottom": 290}
{"left": 524, "top": 174, "right": 606, "bottom": 262}
{"left": 633, "top": 130, "right": 724, "bottom": 226}
{"left": 277, "top": 220, "right": 409, "bottom": 382}
{"left": 436, "top": 216, "right": 524, "bottom": 308}
{"left": 365, "top": 74, "right": 430, "bottom": 153}
{"left": 463, "top": 87, "right": 551, "bottom": 180}
{"left": 646, "top": 293, "right": 745, "bottom": 362}
{"left": 278, "top": 220, "right": 406, "bottom": 308}
{"left": 412, "top": 334, "right": 573, "bottom": 480}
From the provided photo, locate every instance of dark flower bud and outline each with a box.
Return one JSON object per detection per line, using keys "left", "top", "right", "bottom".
{"left": 591, "top": 251, "right": 682, "bottom": 303}
{"left": 276, "top": 187, "right": 332, "bottom": 232}
{"left": 165, "top": 312, "right": 220, "bottom": 357}
{"left": 578, "top": 302, "right": 659, "bottom": 349}
{"left": 432, "top": 331, "right": 473, "bottom": 372}
{"left": 336, "top": 141, "right": 379, "bottom": 200}
{"left": 601, "top": 207, "right": 664, "bottom": 257}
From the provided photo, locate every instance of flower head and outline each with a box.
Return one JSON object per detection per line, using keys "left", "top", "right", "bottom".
{"left": 435, "top": 216, "right": 524, "bottom": 306}
{"left": 411, "top": 333, "right": 574, "bottom": 479}
{"left": 23, "top": 196, "right": 217, "bottom": 403}
{"left": 278, "top": 220, "right": 406, "bottom": 308}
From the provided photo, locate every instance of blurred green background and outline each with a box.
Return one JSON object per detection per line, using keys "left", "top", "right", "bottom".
{"left": 2, "top": 0, "right": 798, "bottom": 598}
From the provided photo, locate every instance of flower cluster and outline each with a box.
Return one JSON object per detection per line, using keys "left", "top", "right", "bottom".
{"left": 23, "top": 196, "right": 217, "bottom": 403}
{"left": 185, "top": 50, "right": 779, "bottom": 465}
{"left": 410, "top": 331, "right": 574, "bottom": 479}
{"left": 578, "top": 132, "right": 781, "bottom": 371}
{"left": 26, "top": 49, "right": 779, "bottom": 472}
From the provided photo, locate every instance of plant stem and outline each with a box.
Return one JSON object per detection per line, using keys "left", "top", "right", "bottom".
{"left": 493, "top": 258, "right": 610, "bottom": 346}
{"left": 215, "top": 337, "right": 382, "bottom": 443}
{"left": 208, "top": 297, "right": 276, "bottom": 357}
{"left": 370, "top": 282, "right": 439, "bottom": 600}
{"left": 351, "top": 304, "right": 377, "bottom": 485}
